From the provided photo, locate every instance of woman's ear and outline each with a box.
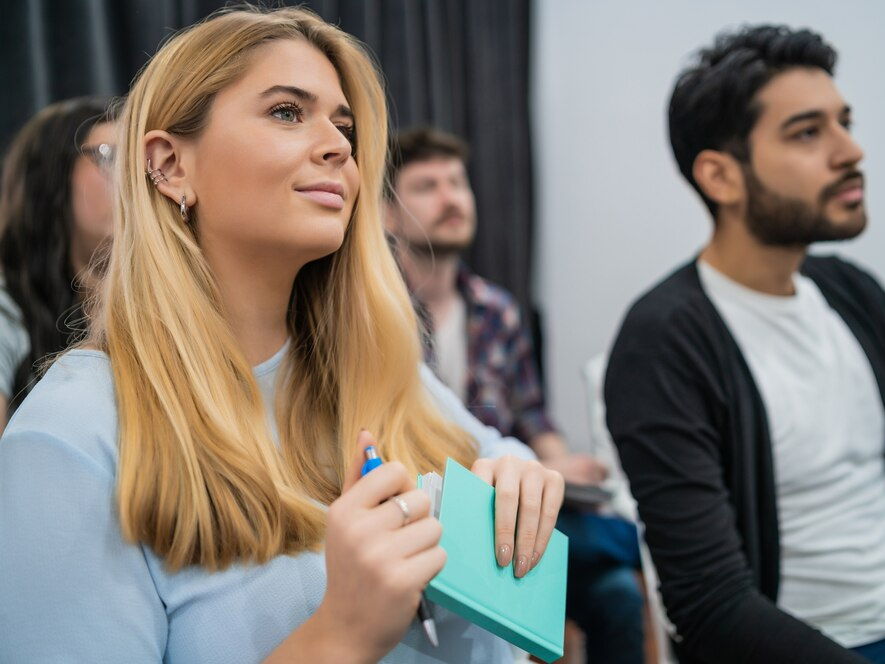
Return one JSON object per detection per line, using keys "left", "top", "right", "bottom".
{"left": 144, "top": 130, "right": 198, "bottom": 210}
{"left": 692, "top": 149, "right": 745, "bottom": 208}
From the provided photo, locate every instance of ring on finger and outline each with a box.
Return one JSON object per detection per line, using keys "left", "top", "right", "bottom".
{"left": 391, "top": 496, "right": 411, "bottom": 527}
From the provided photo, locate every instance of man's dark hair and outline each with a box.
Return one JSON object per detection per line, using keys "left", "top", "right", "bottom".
{"left": 669, "top": 25, "right": 837, "bottom": 217}
{"left": 386, "top": 127, "right": 470, "bottom": 198}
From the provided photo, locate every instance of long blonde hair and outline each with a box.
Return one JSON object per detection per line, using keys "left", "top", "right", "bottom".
{"left": 95, "top": 6, "right": 477, "bottom": 572}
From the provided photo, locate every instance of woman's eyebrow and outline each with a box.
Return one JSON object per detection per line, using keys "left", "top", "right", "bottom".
{"left": 260, "top": 84, "right": 317, "bottom": 103}
{"left": 260, "top": 84, "right": 353, "bottom": 119}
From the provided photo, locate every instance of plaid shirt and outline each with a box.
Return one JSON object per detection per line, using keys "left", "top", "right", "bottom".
{"left": 420, "top": 263, "right": 557, "bottom": 443}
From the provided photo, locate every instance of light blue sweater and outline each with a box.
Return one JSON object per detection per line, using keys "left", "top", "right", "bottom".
{"left": 0, "top": 346, "right": 534, "bottom": 663}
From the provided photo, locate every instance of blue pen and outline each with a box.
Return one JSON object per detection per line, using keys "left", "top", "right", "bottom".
{"left": 361, "top": 445, "right": 439, "bottom": 648}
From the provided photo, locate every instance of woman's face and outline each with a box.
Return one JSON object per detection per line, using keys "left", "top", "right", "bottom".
{"left": 185, "top": 38, "right": 360, "bottom": 279}
{"left": 71, "top": 121, "right": 116, "bottom": 258}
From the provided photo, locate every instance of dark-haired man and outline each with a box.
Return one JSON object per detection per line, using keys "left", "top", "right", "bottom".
{"left": 605, "top": 25, "right": 885, "bottom": 664}
{"left": 385, "top": 128, "right": 602, "bottom": 484}
{"left": 386, "top": 127, "right": 646, "bottom": 664}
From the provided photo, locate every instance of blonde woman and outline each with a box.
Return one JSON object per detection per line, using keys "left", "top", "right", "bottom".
{"left": 0, "top": 6, "right": 563, "bottom": 663}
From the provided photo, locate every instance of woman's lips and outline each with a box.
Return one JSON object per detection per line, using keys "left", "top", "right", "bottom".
{"left": 296, "top": 188, "right": 345, "bottom": 209}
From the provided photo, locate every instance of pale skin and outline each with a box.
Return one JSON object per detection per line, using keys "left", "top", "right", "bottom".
{"left": 145, "top": 38, "right": 563, "bottom": 661}
{"left": 386, "top": 157, "right": 608, "bottom": 486}
{"left": 70, "top": 121, "right": 117, "bottom": 278}
{"left": 694, "top": 67, "right": 865, "bottom": 293}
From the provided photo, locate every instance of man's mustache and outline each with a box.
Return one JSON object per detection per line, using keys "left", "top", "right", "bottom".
{"left": 821, "top": 170, "right": 864, "bottom": 202}
{"left": 433, "top": 206, "right": 467, "bottom": 226}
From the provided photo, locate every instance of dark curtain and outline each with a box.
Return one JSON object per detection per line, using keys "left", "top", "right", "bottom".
{"left": 0, "top": 0, "right": 534, "bottom": 309}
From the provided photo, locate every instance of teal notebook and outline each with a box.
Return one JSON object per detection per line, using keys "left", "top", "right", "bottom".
{"left": 421, "top": 458, "right": 568, "bottom": 663}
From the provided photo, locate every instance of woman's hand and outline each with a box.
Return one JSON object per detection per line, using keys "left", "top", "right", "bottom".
{"left": 471, "top": 456, "right": 565, "bottom": 579}
{"left": 314, "top": 431, "right": 445, "bottom": 662}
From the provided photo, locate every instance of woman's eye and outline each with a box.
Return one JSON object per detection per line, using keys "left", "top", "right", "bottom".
{"left": 270, "top": 103, "right": 302, "bottom": 123}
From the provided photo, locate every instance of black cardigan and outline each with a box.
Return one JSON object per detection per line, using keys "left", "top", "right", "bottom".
{"left": 605, "top": 255, "right": 885, "bottom": 664}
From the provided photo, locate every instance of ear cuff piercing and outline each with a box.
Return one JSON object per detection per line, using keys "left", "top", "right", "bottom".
{"left": 145, "top": 159, "right": 190, "bottom": 222}
{"left": 145, "top": 159, "right": 168, "bottom": 186}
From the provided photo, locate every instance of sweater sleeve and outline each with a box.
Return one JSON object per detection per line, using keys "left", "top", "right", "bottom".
{"left": 604, "top": 313, "right": 868, "bottom": 664}
{"left": 420, "top": 363, "right": 536, "bottom": 462}
{"left": 0, "top": 428, "right": 168, "bottom": 661}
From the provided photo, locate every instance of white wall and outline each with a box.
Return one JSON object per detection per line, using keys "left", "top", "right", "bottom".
{"left": 532, "top": 0, "right": 885, "bottom": 451}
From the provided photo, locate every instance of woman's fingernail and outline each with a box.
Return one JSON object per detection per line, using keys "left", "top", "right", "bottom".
{"left": 515, "top": 554, "right": 528, "bottom": 578}
{"left": 530, "top": 551, "right": 540, "bottom": 569}
{"left": 496, "top": 544, "right": 511, "bottom": 567}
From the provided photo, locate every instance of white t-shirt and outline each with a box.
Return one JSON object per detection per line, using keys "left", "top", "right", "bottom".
{"left": 698, "top": 259, "right": 885, "bottom": 647}
{"left": 433, "top": 294, "right": 468, "bottom": 401}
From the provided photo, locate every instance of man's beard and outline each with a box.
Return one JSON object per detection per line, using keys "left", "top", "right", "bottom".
{"left": 743, "top": 167, "right": 867, "bottom": 247}
{"left": 407, "top": 239, "right": 469, "bottom": 258}
{"left": 406, "top": 206, "right": 475, "bottom": 257}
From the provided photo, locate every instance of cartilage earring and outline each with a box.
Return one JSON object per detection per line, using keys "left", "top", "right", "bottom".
{"left": 180, "top": 194, "right": 189, "bottom": 221}
{"left": 145, "top": 159, "right": 167, "bottom": 186}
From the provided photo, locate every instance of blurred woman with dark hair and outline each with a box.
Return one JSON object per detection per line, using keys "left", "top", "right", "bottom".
{"left": 0, "top": 96, "right": 117, "bottom": 426}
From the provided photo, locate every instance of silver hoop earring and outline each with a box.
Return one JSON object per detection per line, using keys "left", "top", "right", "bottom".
{"left": 180, "top": 194, "right": 189, "bottom": 221}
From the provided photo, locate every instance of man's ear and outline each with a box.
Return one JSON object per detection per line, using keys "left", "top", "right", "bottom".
{"left": 144, "top": 130, "right": 197, "bottom": 210}
{"left": 692, "top": 149, "right": 745, "bottom": 208}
